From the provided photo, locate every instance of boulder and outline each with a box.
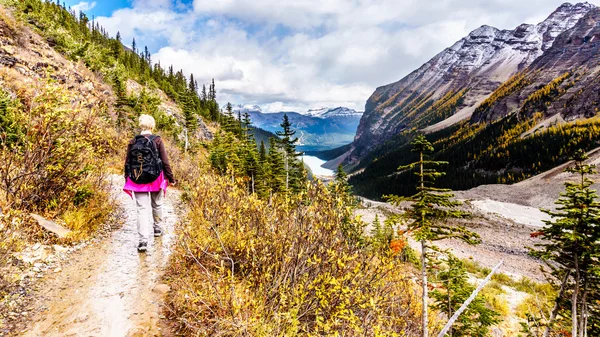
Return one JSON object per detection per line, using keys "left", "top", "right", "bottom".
{"left": 153, "top": 283, "right": 170, "bottom": 295}
{"left": 29, "top": 213, "right": 71, "bottom": 238}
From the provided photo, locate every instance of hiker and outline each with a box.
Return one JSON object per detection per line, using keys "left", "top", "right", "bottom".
{"left": 123, "top": 114, "right": 176, "bottom": 252}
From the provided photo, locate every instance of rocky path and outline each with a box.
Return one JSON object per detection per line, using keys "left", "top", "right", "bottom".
{"left": 18, "top": 175, "right": 180, "bottom": 337}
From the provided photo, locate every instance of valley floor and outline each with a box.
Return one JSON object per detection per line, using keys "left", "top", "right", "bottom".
{"left": 14, "top": 175, "right": 180, "bottom": 337}
{"left": 356, "top": 197, "right": 546, "bottom": 281}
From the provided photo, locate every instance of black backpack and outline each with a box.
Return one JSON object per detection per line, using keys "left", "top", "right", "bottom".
{"left": 126, "top": 135, "right": 163, "bottom": 184}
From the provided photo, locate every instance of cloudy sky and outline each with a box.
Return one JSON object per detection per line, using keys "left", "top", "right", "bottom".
{"left": 66, "top": 0, "right": 599, "bottom": 112}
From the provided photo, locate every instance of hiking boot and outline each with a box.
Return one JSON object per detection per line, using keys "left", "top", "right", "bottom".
{"left": 137, "top": 242, "right": 148, "bottom": 252}
{"left": 153, "top": 227, "right": 163, "bottom": 237}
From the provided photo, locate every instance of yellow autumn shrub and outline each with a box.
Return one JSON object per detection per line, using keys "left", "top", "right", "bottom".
{"left": 165, "top": 169, "right": 424, "bottom": 336}
{"left": 0, "top": 79, "right": 118, "bottom": 238}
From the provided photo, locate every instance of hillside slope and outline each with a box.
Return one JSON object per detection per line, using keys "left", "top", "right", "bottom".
{"left": 344, "top": 2, "right": 600, "bottom": 201}
{"left": 456, "top": 146, "right": 600, "bottom": 210}
{"left": 472, "top": 6, "right": 600, "bottom": 123}
{"left": 0, "top": 5, "right": 114, "bottom": 119}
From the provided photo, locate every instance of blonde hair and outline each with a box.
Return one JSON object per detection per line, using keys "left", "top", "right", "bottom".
{"left": 139, "top": 114, "right": 156, "bottom": 132}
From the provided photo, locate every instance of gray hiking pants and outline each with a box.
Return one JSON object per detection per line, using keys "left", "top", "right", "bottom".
{"left": 132, "top": 191, "right": 163, "bottom": 244}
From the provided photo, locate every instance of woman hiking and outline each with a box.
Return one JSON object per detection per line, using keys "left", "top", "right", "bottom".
{"left": 123, "top": 114, "right": 176, "bottom": 252}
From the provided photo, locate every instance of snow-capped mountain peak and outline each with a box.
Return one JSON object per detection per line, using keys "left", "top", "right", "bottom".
{"left": 352, "top": 2, "right": 596, "bottom": 158}
{"left": 231, "top": 104, "right": 362, "bottom": 119}
{"left": 306, "top": 107, "right": 363, "bottom": 118}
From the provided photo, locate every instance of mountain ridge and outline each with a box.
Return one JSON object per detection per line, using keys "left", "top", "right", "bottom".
{"left": 232, "top": 104, "right": 363, "bottom": 118}
{"left": 472, "top": 5, "right": 600, "bottom": 123}
{"left": 232, "top": 105, "right": 362, "bottom": 151}
{"left": 349, "top": 2, "right": 596, "bottom": 163}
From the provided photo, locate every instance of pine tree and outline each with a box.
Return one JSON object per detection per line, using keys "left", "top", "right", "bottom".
{"left": 189, "top": 74, "right": 196, "bottom": 92}
{"left": 223, "top": 102, "right": 235, "bottom": 133}
{"left": 201, "top": 84, "right": 207, "bottom": 102}
{"left": 370, "top": 214, "right": 395, "bottom": 252}
{"left": 131, "top": 37, "right": 137, "bottom": 54}
{"left": 431, "top": 254, "right": 499, "bottom": 337}
{"left": 276, "top": 114, "right": 303, "bottom": 191}
{"left": 144, "top": 46, "right": 151, "bottom": 65}
{"left": 266, "top": 137, "right": 286, "bottom": 194}
{"left": 386, "top": 134, "right": 480, "bottom": 337}
{"left": 180, "top": 89, "right": 197, "bottom": 132}
{"left": 532, "top": 149, "right": 600, "bottom": 337}
{"left": 242, "top": 111, "right": 252, "bottom": 137}
{"left": 329, "top": 164, "right": 354, "bottom": 206}
{"left": 111, "top": 33, "right": 122, "bottom": 59}
{"left": 209, "top": 78, "right": 216, "bottom": 101}
{"left": 243, "top": 137, "right": 260, "bottom": 194}
{"left": 276, "top": 114, "right": 298, "bottom": 156}
{"left": 259, "top": 140, "right": 267, "bottom": 163}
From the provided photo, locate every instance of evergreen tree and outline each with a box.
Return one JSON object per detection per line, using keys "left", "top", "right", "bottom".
{"left": 431, "top": 254, "right": 500, "bottom": 337}
{"left": 329, "top": 164, "right": 354, "bottom": 206}
{"left": 255, "top": 140, "right": 269, "bottom": 197}
{"left": 131, "top": 37, "right": 137, "bottom": 54}
{"left": 370, "top": 214, "right": 395, "bottom": 253}
{"left": 180, "top": 89, "right": 197, "bottom": 131}
{"left": 223, "top": 102, "right": 235, "bottom": 133}
{"left": 532, "top": 149, "right": 600, "bottom": 337}
{"left": 266, "top": 137, "right": 286, "bottom": 194}
{"left": 276, "top": 114, "right": 298, "bottom": 156}
{"left": 144, "top": 46, "right": 151, "bottom": 65}
{"left": 243, "top": 137, "right": 260, "bottom": 194}
{"left": 209, "top": 78, "right": 216, "bottom": 101}
{"left": 386, "top": 134, "right": 480, "bottom": 337}
{"left": 201, "top": 84, "right": 207, "bottom": 102}
{"left": 110, "top": 33, "right": 122, "bottom": 59}
{"left": 276, "top": 114, "right": 303, "bottom": 191}
{"left": 242, "top": 111, "right": 253, "bottom": 138}
{"left": 189, "top": 73, "right": 196, "bottom": 92}
{"left": 259, "top": 140, "right": 267, "bottom": 163}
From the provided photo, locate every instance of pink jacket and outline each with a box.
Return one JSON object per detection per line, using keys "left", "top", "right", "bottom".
{"left": 123, "top": 171, "right": 169, "bottom": 197}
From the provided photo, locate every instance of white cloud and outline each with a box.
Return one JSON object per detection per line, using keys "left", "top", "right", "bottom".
{"left": 71, "top": 1, "right": 96, "bottom": 13}
{"left": 97, "top": 0, "right": 600, "bottom": 112}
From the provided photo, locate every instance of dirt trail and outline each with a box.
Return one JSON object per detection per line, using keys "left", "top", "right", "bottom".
{"left": 19, "top": 175, "right": 179, "bottom": 337}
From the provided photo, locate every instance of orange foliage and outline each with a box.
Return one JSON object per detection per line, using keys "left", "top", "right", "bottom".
{"left": 390, "top": 238, "right": 407, "bottom": 253}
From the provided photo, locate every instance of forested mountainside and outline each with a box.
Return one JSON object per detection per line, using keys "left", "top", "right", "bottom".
{"left": 341, "top": 2, "right": 600, "bottom": 199}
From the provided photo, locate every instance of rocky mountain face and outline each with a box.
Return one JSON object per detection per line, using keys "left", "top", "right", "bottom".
{"left": 472, "top": 6, "right": 600, "bottom": 123}
{"left": 235, "top": 105, "right": 363, "bottom": 151}
{"left": 306, "top": 106, "right": 363, "bottom": 118}
{"left": 350, "top": 2, "right": 595, "bottom": 162}
{"left": 0, "top": 11, "right": 114, "bottom": 119}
